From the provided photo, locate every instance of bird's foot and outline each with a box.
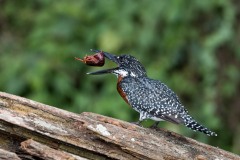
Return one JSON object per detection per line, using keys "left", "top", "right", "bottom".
{"left": 131, "top": 121, "right": 143, "bottom": 127}
{"left": 150, "top": 122, "right": 159, "bottom": 129}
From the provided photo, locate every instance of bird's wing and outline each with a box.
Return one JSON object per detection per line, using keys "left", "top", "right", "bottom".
{"left": 120, "top": 77, "right": 186, "bottom": 124}
{"left": 147, "top": 79, "right": 186, "bottom": 124}
{"left": 159, "top": 114, "right": 183, "bottom": 124}
{"left": 147, "top": 94, "right": 185, "bottom": 124}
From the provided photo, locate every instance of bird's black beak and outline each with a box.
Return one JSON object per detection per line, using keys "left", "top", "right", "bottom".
{"left": 87, "top": 49, "right": 119, "bottom": 75}
{"left": 86, "top": 67, "right": 118, "bottom": 75}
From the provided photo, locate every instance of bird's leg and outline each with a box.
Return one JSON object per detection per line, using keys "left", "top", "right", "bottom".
{"left": 131, "top": 112, "right": 147, "bottom": 127}
{"left": 131, "top": 120, "right": 143, "bottom": 126}
{"left": 150, "top": 121, "right": 160, "bottom": 129}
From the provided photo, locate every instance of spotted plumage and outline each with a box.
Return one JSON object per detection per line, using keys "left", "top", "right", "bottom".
{"left": 88, "top": 50, "right": 217, "bottom": 136}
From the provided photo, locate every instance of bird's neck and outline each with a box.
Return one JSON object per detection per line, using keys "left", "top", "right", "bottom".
{"left": 117, "top": 75, "right": 124, "bottom": 83}
{"left": 116, "top": 75, "right": 130, "bottom": 105}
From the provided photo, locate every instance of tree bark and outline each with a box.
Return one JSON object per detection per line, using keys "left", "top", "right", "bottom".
{"left": 0, "top": 148, "right": 21, "bottom": 160}
{"left": 0, "top": 92, "right": 239, "bottom": 160}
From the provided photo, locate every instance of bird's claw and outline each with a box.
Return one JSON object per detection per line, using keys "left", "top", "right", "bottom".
{"left": 150, "top": 122, "right": 159, "bottom": 129}
{"left": 131, "top": 121, "right": 143, "bottom": 127}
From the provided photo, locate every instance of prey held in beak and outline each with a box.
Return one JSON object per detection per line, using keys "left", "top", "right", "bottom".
{"left": 90, "top": 49, "right": 119, "bottom": 63}
{"left": 79, "top": 49, "right": 119, "bottom": 75}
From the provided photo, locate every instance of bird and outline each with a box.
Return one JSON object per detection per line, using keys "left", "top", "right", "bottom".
{"left": 87, "top": 49, "right": 217, "bottom": 136}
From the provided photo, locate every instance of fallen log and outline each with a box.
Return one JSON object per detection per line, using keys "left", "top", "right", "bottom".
{"left": 20, "top": 139, "right": 86, "bottom": 160}
{"left": 0, "top": 92, "right": 239, "bottom": 160}
{"left": 0, "top": 148, "right": 21, "bottom": 160}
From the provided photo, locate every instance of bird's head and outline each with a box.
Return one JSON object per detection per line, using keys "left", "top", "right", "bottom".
{"left": 87, "top": 49, "right": 146, "bottom": 78}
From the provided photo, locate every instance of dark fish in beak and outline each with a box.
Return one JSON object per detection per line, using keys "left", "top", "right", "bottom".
{"left": 75, "top": 51, "right": 105, "bottom": 66}
{"left": 90, "top": 49, "right": 118, "bottom": 63}
{"left": 87, "top": 49, "right": 119, "bottom": 75}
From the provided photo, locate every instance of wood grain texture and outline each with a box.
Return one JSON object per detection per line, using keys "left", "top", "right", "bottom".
{"left": 0, "top": 92, "right": 239, "bottom": 160}
{"left": 21, "top": 139, "right": 87, "bottom": 160}
{"left": 0, "top": 148, "right": 21, "bottom": 160}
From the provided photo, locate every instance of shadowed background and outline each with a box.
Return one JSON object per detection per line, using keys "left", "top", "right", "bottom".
{"left": 0, "top": 0, "right": 239, "bottom": 154}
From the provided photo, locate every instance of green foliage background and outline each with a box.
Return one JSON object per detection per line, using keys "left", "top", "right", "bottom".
{"left": 0, "top": 0, "right": 239, "bottom": 154}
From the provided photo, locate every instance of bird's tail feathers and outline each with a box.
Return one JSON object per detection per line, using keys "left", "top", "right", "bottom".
{"left": 183, "top": 114, "right": 217, "bottom": 136}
